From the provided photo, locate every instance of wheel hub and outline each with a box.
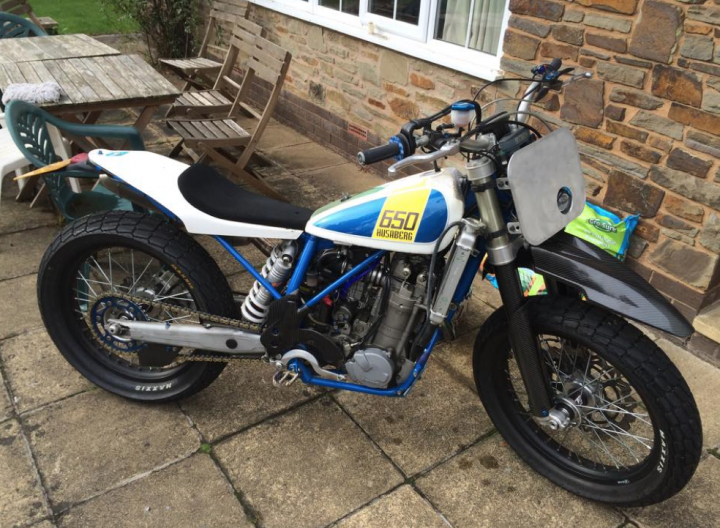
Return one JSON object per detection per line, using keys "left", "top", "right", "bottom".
{"left": 90, "top": 296, "right": 148, "bottom": 353}
{"left": 541, "top": 368, "right": 604, "bottom": 431}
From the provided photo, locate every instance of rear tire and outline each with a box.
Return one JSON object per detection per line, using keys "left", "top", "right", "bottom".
{"left": 473, "top": 296, "right": 702, "bottom": 506}
{"left": 38, "top": 211, "right": 236, "bottom": 402}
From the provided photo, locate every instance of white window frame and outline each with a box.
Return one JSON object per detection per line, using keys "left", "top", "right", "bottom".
{"left": 249, "top": 0, "right": 511, "bottom": 80}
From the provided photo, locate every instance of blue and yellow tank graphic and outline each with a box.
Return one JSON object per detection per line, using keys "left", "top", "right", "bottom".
{"left": 312, "top": 188, "right": 448, "bottom": 244}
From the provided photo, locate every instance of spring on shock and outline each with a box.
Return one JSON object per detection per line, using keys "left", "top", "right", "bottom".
{"left": 241, "top": 241, "right": 297, "bottom": 323}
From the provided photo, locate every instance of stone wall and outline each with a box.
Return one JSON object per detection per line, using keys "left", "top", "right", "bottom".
{"left": 239, "top": 2, "right": 720, "bottom": 338}
{"left": 245, "top": 5, "right": 509, "bottom": 173}
{"left": 500, "top": 0, "right": 720, "bottom": 329}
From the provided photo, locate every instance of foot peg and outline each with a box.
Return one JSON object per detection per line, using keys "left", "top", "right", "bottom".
{"left": 273, "top": 370, "right": 299, "bottom": 387}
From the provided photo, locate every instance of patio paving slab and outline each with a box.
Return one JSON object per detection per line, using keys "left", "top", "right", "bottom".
{"left": 0, "top": 227, "right": 58, "bottom": 282}
{"left": 335, "top": 485, "right": 448, "bottom": 527}
{"left": 197, "top": 236, "right": 268, "bottom": 278}
{"left": 258, "top": 123, "right": 314, "bottom": 151}
{"left": 0, "top": 274, "right": 43, "bottom": 341}
{"left": 0, "top": 419, "right": 49, "bottom": 526}
{"left": 336, "top": 359, "right": 493, "bottom": 475}
{"left": 226, "top": 271, "right": 256, "bottom": 293}
{"left": 472, "top": 275, "right": 502, "bottom": 309}
{"left": 452, "top": 293, "right": 495, "bottom": 339}
{"left": 417, "top": 436, "right": 624, "bottom": 528}
{"left": 58, "top": 454, "right": 251, "bottom": 528}
{"left": 297, "top": 162, "right": 387, "bottom": 199}
{"left": 261, "top": 168, "right": 328, "bottom": 210}
{"left": 0, "top": 182, "right": 57, "bottom": 236}
{"left": 433, "top": 332, "right": 477, "bottom": 391}
{"left": 0, "top": 329, "right": 92, "bottom": 414}
{"left": 658, "top": 338, "right": 720, "bottom": 449}
{"left": 264, "top": 141, "right": 349, "bottom": 174}
{"left": 625, "top": 455, "right": 720, "bottom": 528}
{"left": 214, "top": 397, "right": 403, "bottom": 528}
{"left": 0, "top": 368, "right": 11, "bottom": 423}
{"left": 181, "top": 360, "right": 322, "bottom": 442}
{"left": 23, "top": 390, "right": 199, "bottom": 509}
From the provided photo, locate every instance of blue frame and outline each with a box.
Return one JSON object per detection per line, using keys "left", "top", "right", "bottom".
{"left": 214, "top": 227, "right": 486, "bottom": 398}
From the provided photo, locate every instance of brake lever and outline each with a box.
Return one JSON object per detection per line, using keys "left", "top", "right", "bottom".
{"left": 563, "top": 72, "right": 593, "bottom": 87}
{"left": 387, "top": 140, "right": 460, "bottom": 175}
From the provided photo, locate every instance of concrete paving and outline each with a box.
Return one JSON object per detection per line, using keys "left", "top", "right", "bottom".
{"left": 1, "top": 111, "right": 720, "bottom": 528}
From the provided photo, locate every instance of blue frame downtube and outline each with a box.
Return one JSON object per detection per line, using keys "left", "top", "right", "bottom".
{"left": 288, "top": 328, "right": 441, "bottom": 397}
{"left": 214, "top": 236, "right": 282, "bottom": 300}
{"left": 286, "top": 235, "right": 318, "bottom": 294}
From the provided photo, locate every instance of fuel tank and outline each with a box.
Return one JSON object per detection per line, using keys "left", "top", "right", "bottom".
{"left": 306, "top": 167, "right": 465, "bottom": 254}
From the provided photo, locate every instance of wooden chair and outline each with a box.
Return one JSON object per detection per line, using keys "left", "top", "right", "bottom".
{"left": 0, "top": 0, "right": 58, "bottom": 34}
{"left": 5, "top": 101, "right": 145, "bottom": 221}
{"left": 165, "top": 17, "right": 263, "bottom": 120}
{"left": 0, "top": 11, "right": 46, "bottom": 38}
{"left": 160, "top": 0, "right": 250, "bottom": 91}
{"left": 167, "top": 35, "right": 291, "bottom": 201}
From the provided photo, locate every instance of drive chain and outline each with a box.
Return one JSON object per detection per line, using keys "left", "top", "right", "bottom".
{"left": 88, "top": 292, "right": 264, "bottom": 363}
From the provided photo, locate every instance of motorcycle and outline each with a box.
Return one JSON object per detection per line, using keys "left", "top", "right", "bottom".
{"left": 30, "top": 58, "right": 701, "bottom": 506}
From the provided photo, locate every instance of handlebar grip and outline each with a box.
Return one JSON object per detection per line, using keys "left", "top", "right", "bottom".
{"left": 357, "top": 142, "right": 401, "bottom": 165}
{"left": 549, "top": 58, "right": 563, "bottom": 72}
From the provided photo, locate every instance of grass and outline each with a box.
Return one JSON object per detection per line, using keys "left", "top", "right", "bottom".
{"left": 31, "top": 0, "right": 138, "bottom": 35}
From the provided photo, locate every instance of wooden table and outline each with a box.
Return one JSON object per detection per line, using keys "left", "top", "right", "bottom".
{"left": 0, "top": 34, "right": 119, "bottom": 63}
{"left": 0, "top": 54, "right": 181, "bottom": 134}
{"left": 0, "top": 53, "right": 180, "bottom": 201}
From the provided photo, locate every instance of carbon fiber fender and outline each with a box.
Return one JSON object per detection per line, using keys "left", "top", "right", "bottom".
{"left": 530, "top": 232, "right": 693, "bottom": 337}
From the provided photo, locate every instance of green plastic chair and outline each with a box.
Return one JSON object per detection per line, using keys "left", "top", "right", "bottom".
{"left": 0, "top": 12, "right": 46, "bottom": 38}
{"left": 5, "top": 100, "right": 145, "bottom": 221}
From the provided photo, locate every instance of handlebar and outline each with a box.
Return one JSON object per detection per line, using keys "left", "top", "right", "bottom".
{"left": 357, "top": 58, "right": 581, "bottom": 172}
{"left": 357, "top": 141, "right": 401, "bottom": 165}
{"left": 387, "top": 141, "right": 461, "bottom": 175}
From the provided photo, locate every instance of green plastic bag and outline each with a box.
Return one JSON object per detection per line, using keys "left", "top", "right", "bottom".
{"left": 482, "top": 203, "right": 639, "bottom": 296}
{"left": 564, "top": 203, "right": 639, "bottom": 261}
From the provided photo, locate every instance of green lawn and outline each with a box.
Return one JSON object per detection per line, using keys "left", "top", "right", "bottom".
{"left": 31, "top": 0, "right": 138, "bottom": 35}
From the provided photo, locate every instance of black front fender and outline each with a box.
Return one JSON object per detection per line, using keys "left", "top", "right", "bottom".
{"left": 529, "top": 232, "right": 693, "bottom": 338}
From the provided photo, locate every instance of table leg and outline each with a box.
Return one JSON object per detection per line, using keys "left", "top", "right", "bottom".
{"left": 83, "top": 111, "right": 102, "bottom": 125}
{"left": 48, "top": 125, "right": 82, "bottom": 193}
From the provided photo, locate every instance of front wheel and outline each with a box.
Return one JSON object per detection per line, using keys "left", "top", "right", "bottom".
{"left": 473, "top": 296, "right": 702, "bottom": 506}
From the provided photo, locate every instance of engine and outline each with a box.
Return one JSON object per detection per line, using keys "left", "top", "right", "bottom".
{"left": 301, "top": 249, "right": 430, "bottom": 388}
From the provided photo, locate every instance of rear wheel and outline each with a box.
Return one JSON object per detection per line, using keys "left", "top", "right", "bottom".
{"left": 38, "top": 211, "right": 236, "bottom": 402}
{"left": 473, "top": 296, "right": 702, "bottom": 506}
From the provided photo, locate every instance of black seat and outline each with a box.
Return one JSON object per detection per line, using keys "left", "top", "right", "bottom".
{"left": 177, "top": 164, "right": 313, "bottom": 230}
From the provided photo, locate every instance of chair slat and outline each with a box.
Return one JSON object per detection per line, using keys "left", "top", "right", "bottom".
{"left": 247, "top": 57, "right": 280, "bottom": 84}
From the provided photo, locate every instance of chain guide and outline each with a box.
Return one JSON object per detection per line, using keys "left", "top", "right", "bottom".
{"left": 87, "top": 292, "right": 264, "bottom": 364}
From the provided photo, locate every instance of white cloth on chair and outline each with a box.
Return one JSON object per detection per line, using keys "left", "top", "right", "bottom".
{"left": 1, "top": 82, "right": 63, "bottom": 105}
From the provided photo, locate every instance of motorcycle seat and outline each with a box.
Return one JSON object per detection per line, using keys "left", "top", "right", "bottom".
{"left": 177, "top": 164, "right": 313, "bottom": 230}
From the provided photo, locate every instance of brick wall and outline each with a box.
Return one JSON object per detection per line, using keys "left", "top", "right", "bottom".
{"left": 245, "top": 5, "right": 510, "bottom": 174}
{"left": 500, "top": 0, "right": 720, "bottom": 324}
{"left": 240, "top": 1, "right": 720, "bottom": 326}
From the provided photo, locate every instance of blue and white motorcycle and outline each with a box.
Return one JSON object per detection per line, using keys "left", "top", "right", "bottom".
{"left": 35, "top": 60, "right": 701, "bottom": 506}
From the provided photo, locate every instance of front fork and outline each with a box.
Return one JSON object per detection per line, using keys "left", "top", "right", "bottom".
{"left": 468, "top": 158, "right": 554, "bottom": 419}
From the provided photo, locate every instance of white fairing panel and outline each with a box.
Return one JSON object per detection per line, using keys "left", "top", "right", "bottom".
{"left": 306, "top": 168, "right": 465, "bottom": 254}
{"left": 88, "top": 150, "right": 304, "bottom": 239}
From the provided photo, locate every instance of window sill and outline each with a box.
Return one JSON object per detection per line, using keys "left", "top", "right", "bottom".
{"left": 249, "top": 0, "right": 503, "bottom": 81}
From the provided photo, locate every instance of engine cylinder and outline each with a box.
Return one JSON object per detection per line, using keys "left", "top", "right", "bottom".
{"left": 372, "top": 281, "right": 417, "bottom": 351}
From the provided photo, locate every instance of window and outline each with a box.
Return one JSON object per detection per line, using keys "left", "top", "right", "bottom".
{"left": 249, "top": 0, "right": 510, "bottom": 79}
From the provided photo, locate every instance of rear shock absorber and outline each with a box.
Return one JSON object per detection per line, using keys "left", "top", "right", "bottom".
{"left": 241, "top": 241, "right": 298, "bottom": 323}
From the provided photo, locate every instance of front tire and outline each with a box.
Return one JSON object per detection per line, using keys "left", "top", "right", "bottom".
{"left": 38, "top": 211, "right": 237, "bottom": 402}
{"left": 473, "top": 296, "right": 702, "bottom": 506}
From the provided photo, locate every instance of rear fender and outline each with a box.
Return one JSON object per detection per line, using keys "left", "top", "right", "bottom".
{"left": 529, "top": 232, "right": 693, "bottom": 337}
